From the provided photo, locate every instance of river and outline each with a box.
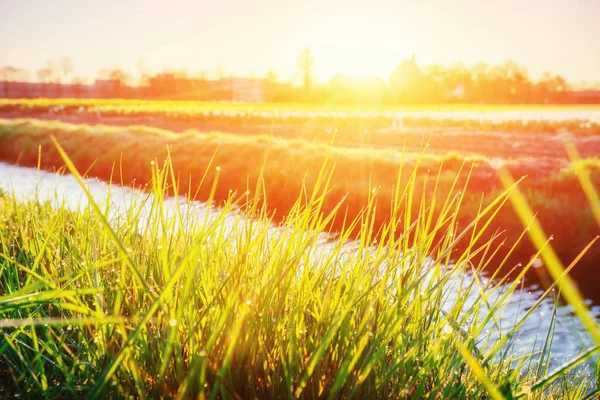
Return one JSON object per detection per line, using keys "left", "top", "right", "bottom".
{"left": 0, "top": 161, "right": 598, "bottom": 370}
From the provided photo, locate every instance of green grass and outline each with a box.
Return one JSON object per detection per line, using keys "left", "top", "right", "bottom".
{"left": 0, "top": 141, "right": 599, "bottom": 398}
{"left": 2, "top": 117, "right": 600, "bottom": 298}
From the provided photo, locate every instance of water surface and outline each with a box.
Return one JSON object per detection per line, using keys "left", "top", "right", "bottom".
{"left": 1, "top": 162, "right": 597, "bottom": 370}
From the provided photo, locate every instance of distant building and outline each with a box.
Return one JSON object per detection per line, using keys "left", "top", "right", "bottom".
{"left": 146, "top": 74, "right": 208, "bottom": 99}
{"left": 390, "top": 54, "right": 423, "bottom": 94}
{"left": 0, "top": 78, "right": 265, "bottom": 102}
{"left": 0, "top": 81, "right": 95, "bottom": 98}
{"left": 569, "top": 90, "right": 600, "bottom": 104}
{"left": 94, "top": 79, "right": 120, "bottom": 90}
{"left": 230, "top": 78, "right": 263, "bottom": 102}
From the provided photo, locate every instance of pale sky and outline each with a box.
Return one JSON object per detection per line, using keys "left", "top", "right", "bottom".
{"left": 1, "top": 0, "right": 599, "bottom": 84}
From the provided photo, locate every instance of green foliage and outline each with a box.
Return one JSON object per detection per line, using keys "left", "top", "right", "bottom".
{"left": 0, "top": 146, "right": 597, "bottom": 398}
{"left": 1, "top": 117, "right": 599, "bottom": 296}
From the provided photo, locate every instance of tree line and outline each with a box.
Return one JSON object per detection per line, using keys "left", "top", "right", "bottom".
{"left": 0, "top": 50, "right": 596, "bottom": 104}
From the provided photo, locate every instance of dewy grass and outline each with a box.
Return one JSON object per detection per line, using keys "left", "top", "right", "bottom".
{"left": 0, "top": 142, "right": 598, "bottom": 398}
{"left": 2, "top": 117, "right": 600, "bottom": 289}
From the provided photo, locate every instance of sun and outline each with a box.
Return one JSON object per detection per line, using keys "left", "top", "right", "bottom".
{"left": 304, "top": 9, "right": 417, "bottom": 82}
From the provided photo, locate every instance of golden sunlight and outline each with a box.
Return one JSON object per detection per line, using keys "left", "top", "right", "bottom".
{"left": 1, "top": 0, "right": 600, "bottom": 398}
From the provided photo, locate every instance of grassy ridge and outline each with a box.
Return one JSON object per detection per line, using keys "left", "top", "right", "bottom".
{"left": 1, "top": 99, "right": 599, "bottom": 136}
{"left": 3, "top": 98, "right": 600, "bottom": 112}
{"left": 1, "top": 119, "right": 599, "bottom": 292}
{"left": 0, "top": 149, "right": 598, "bottom": 398}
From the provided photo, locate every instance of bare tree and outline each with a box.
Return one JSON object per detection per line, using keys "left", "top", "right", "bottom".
{"left": 110, "top": 69, "right": 132, "bottom": 86}
{"left": 36, "top": 68, "right": 51, "bottom": 83}
{"left": 172, "top": 69, "right": 189, "bottom": 79}
{"left": 46, "top": 61, "right": 58, "bottom": 83}
{"left": 35, "top": 61, "right": 58, "bottom": 83}
{"left": 71, "top": 76, "right": 89, "bottom": 85}
{"left": 137, "top": 57, "right": 150, "bottom": 86}
{"left": 216, "top": 64, "right": 225, "bottom": 80}
{"left": 0, "top": 66, "right": 18, "bottom": 81}
{"left": 0, "top": 66, "right": 30, "bottom": 82}
{"left": 297, "top": 47, "right": 315, "bottom": 90}
{"left": 196, "top": 71, "right": 207, "bottom": 81}
{"left": 265, "top": 69, "right": 278, "bottom": 84}
{"left": 97, "top": 67, "right": 131, "bottom": 85}
{"left": 59, "top": 56, "right": 74, "bottom": 83}
{"left": 16, "top": 68, "right": 29, "bottom": 81}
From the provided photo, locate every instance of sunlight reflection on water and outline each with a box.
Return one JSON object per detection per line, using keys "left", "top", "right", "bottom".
{"left": 0, "top": 162, "right": 598, "bottom": 370}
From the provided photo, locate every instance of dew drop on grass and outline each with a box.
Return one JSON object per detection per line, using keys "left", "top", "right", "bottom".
{"left": 169, "top": 319, "right": 177, "bottom": 327}
{"left": 489, "top": 157, "right": 504, "bottom": 170}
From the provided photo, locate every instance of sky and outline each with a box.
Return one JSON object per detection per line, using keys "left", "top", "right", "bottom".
{"left": 1, "top": 0, "right": 599, "bottom": 84}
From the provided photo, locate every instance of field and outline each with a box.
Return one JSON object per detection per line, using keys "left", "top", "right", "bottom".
{"left": 1, "top": 110, "right": 600, "bottom": 299}
{"left": 1, "top": 99, "right": 600, "bottom": 398}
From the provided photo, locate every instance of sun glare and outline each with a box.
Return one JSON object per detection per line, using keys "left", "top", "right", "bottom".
{"left": 301, "top": 8, "right": 419, "bottom": 81}
{"left": 1, "top": 1, "right": 600, "bottom": 398}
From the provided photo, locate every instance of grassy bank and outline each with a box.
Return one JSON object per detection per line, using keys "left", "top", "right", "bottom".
{"left": 1, "top": 119, "right": 599, "bottom": 297}
{"left": 0, "top": 147, "right": 598, "bottom": 398}
{"left": 1, "top": 99, "right": 599, "bottom": 136}
{"left": 5, "top": 98, "right": 600, "bottom": 111}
